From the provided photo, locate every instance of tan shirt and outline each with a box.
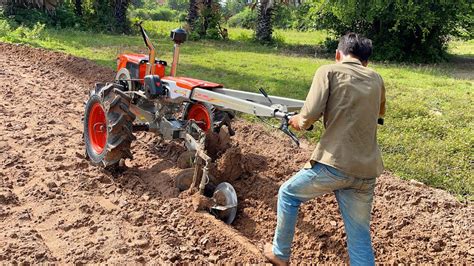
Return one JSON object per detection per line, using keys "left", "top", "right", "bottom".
{"left": 300, "top": 58, "right": 386, "bottom": 178}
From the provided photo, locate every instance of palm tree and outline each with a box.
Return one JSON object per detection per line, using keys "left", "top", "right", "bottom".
{"left": 187, "top": 0, "right": 199, "bottom": 31}
{"left": 114, "top": 0, "right": 129, "bottom": 33}
{"left": 255, "top": 0, "right": 274, "bottom": 43}
{"left": 6, "top": 0, "right": 60, "bottom": 13}
{"left": 75, "top": 0, "right": 82, "bottom": 17}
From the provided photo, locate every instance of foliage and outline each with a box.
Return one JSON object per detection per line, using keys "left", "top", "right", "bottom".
{"left": 0, "top": 18, "right": 46, "bottom": 42}
{"left": 227, "top": 7, "right": 256, "bottom": 29}
{"left": 187, "top": 0, "right": 225, "bottom": 40}
{"left": 3, "top": 0, "right": 130, "bottom": 33}
{"left": 5, "top": 4, "right": 81, "bottom": 29}
{"left": 272, "top": 4, "right": 295, "bottom": 29}
{"left": 129, "top": 7, "right": 178, "bottom": 21}
{"left": 307, "top": 0, "right": 473, "bottom": 62}
{"left": 166, "top": 0, "right": 189, "bottom": 12}
{"left": 221, "top": 0, "right": 247, "bottom": 18}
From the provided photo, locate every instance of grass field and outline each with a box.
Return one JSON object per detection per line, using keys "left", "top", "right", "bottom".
{"left": 1, "top": 20, "right": 472, "bottom": 199}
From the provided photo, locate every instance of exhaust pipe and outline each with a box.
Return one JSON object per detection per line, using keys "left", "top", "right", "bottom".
{"left": 170, "top": 43, "right": 181, "bottom": 77}
{"left": 170, "top": 29, "right": 187, "bottom": 77}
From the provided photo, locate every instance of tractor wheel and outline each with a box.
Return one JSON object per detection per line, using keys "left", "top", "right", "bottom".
{"left": 84, "top": 85, "right": 136, "bottom": 169}
{"left": 183, "top": 103, "right": 234, "bottom": 133}
{"left": 115, "top": 68, "right": 134, "bottom": 91}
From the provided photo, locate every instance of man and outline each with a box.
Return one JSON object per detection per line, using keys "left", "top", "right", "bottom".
{"left": 264, "top": 32, "right": 386, "bottom": 265}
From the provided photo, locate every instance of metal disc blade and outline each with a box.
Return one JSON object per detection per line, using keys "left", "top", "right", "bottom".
{"left": 211, "top": 182, "right": 238, "bottom": 224}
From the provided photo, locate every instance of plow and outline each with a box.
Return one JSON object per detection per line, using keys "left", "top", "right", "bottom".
{"left": 83, "top": 23, "right": 305, "bottom": 224}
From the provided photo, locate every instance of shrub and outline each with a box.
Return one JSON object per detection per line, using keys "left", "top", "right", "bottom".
{"left": 3, "top": 4, "right": 81, "bottom": 29}
{"left": 166, "top": 0, "right": 189, "bottom": 13}
{"left": 272, "top": 4, "right": 294, "bottom": 30}
{"left": 187, "top": 0, "right": 225, "bottom": 40}
{"left": 308, "top": 0, "right": 473, "bottom": 62}
{"left": 0, "top": 18, "right": 46, "bottom": 42}
{"left": 228, "top": 7, "right": 256, "bottom": 29}
{"left": 0, "top": 18, "right": 12, "bottom": 37}
{"left": 129, "top": 7, "right": 178, "bottom": 22}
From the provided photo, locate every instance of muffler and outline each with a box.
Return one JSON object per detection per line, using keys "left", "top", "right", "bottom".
{"left": 170, "top": 28, "right": 187, "bottom": 76}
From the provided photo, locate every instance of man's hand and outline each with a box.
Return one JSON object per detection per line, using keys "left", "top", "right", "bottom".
{"left": 289, "top": 115, "right": 302, "bottom": 131}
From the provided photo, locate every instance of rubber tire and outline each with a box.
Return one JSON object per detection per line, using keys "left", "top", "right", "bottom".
{"left": 115, "top": 68, "right": 133, "bottom": 91}
{"left": 183, "top": 103, "right": 233, "bottom": 133}
{"left": 84, "top": 85, "right": 136, "bottom": 169}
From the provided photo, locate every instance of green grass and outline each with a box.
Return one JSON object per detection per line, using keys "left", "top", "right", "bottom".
{"left": 1, "top": 20, "right": 472, "bottom": 199}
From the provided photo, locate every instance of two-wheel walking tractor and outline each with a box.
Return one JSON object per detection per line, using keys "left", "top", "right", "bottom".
{"left": 83, "top": 23, "right": 305, "bottom": 224}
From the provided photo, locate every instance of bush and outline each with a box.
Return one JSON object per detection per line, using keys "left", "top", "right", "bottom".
{"left": 166, "top": 0, "right": 189, "bottom": 13}
{"left": 273, "top": 4, "right": 295, "bottom": 30}
{"left": 227, "top": 7, "right": 256, "bottom": 29}
{"left": 308, "top": 1, "right": 473, "bottom": 62}
{"left": 129, "top": 7, "right": 178, "bottom": 22}
{"left": 5, "top": 5, "right": 80, "bottom": 29}
{"left": 0, "top": 17, "right": 46, "bottom": 43}
{"left": 187, "top": 0, "right": 226, "bottom": 40}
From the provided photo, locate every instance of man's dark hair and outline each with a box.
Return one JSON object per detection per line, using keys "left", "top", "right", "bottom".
{"left": 337, "top": 32, "right": 373, "bottom": 62}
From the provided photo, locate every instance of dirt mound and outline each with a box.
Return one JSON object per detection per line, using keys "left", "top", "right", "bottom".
{"left": 0, "top": 43, "right": 472, "bottom": 264}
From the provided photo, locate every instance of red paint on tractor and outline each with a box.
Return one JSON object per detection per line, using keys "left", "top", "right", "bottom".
{"left": 186, "top": 103, "right": 212, "bottom": 131}
{"left": 88, "top": 102, "right": 107, "bottom": 154}
{"left": 164, "top": 76, "right": 223, "bottom": 90}
{"left": 117, "top": 54, "right": 166, "bottom": 83}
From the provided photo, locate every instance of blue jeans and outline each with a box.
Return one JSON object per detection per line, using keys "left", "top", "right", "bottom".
{"left": 273, "top": 162, "right": 376, "bottom": 265}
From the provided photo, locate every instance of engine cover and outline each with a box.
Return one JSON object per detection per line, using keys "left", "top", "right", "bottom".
{"left": 144, "top": 75, "right": 166, "bottom": 99}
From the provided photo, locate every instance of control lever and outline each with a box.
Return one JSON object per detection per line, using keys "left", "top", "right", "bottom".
{"left": 259, "top": 88, "right": 273, "bottom": 105}
{"left": 279, "top": 113, "right": 315, "bottom": 147}
{"left": 279, "top": 113, "right": 300, "bottom": 147}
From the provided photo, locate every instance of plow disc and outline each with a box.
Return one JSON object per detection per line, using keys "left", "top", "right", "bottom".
{"left": 210, "top": 182, "right": 238, "bottom": 224}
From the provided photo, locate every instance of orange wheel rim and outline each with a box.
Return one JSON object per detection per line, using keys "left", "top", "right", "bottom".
{"left": 187, "top": 104, "right": 211, "bottom": 131}
{"left": 88, "top": 102, "right": 107, "bottom": 154}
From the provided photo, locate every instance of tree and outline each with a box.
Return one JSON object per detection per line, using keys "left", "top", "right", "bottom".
{"left": 309, "top": 0, "right": 473, "bottom": 62}
{"left": 222, "top": 0, "right": 247, "bottom": 17}
{"left": 113, "top": 0, "right": 129, "bottom": 33}
{"left": 186, "top": 0, "right": 224, "bottom": 39}
{"left": 255, "top": 0, "right": 273, "bottom": 43}
{"left": 5, "top": 0, "right": 60, "bottom": 13}
{"left": 167, "top": 0, "right": 188, "bottom": 12}
{"left": 254, "top": 0, "right": 292, "bottom": 43}
{"left": 187, "top": 0, "right": 199, "bottom": 31}
{"left": 74, "top": 0, "right": 82, "bottom": 17}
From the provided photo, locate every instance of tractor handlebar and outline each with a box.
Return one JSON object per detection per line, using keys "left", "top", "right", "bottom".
{"left": 135, "top": 21, "right": 156, "bottom": 75}
{"left": 279, "top": 113, "right": 301, "bottom": 147}
{"left": 276, "top": 112, "right": 314, "bottom": 147}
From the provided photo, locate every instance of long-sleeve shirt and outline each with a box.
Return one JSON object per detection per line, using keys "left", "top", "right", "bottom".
{"left": 300, "top": 57, "right": 386, "bottom": 178}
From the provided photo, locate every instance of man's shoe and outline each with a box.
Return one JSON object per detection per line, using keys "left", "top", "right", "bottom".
{"left": 263, "top": 243, "right": 289, "bottom": 266}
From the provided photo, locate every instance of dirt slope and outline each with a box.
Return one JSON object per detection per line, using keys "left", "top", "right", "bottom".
{"left": 0, "top": 43, "right": 472, "bottom": 264}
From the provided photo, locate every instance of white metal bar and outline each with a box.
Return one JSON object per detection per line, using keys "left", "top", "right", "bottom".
{"left": 191, "top": 88, "right": 297, "bottom": 117}
{"left": 212, "top": 88, "right": 305, "bottom": 112}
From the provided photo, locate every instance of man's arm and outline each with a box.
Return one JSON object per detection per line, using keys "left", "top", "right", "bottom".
{"left": 291, "top": 67, "right": 330, "bottom": 130}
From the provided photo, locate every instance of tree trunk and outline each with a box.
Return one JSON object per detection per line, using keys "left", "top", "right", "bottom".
{"left": 201, "top": 0, "right": 212, "bottom": 37}
{"left": 187, "top": 0, "right": 199, "bottom": 31}
{"left": 114, "top": 0, "right": 129, "bottom": 33}
{"left": 75, "top": 0, "right": 82, "bottom": 16}
{"left": 255, "top": 0, "right": 273, "bottom": 43}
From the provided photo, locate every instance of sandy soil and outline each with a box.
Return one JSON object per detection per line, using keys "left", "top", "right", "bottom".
{"left": 0, "top": 43, "right": 472, "bottom": 264}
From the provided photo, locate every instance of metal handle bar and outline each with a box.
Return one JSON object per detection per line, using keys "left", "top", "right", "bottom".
{"left": 274, "top": 111, "right": 314, "bottom": 147}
